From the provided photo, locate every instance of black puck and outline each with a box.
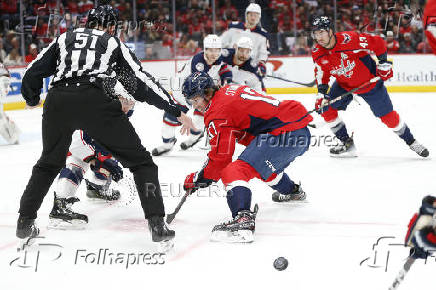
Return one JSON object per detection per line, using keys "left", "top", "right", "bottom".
{"left": 273, "top": 257, "right": 288, "bottom": 271}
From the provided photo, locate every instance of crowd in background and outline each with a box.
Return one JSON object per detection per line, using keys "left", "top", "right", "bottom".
{"left": 0, "top": 0, "right": 432, "bottom": 65}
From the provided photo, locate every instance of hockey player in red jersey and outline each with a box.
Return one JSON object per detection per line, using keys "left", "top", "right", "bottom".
{"left": 423, "top": 0, "right": 436, "bottom": 54}
{"left": 311, "top": 16, "right": 429, "bottom": 158}
{"left": 181, "top": 72, "right": 312, "bottom": 242}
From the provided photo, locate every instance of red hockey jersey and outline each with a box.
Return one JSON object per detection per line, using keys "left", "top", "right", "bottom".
{"left": 423, "top": 0, "right": 436, "bottom": 54}
{"left": 312, "top": 31, "right": 387, "bottom": 94}
{"left": 201, "top": 84, "right": 312, "bottom": 181}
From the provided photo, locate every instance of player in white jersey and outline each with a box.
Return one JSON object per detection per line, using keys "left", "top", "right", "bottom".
{"left": 221, "top": 37, "right": 262, "bottom": 92}
{"left": 0, "top": 63, "right": 20, "bottom": 145}
{"left": 220, "top": 3, "right": 269, "bottom": 79}
{"left": 152, "top": 34, "right": 232, "bottom": 156}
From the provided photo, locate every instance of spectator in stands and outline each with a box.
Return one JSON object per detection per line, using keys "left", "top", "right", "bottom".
{"left": 416, "top": 38, "right": 434, "bottom": 54}
{"left": 25, "top": 43, "right": 38, "bottom": 63}
{"left": 0, "top": 38, "right": 7, "bottom": 62}
{"left": 292, "top": 36, "right": 311, "bottom": 55}
{"left": 386, "top": 31, "right": 400, "bottom": 54}
{"left": 400, "top": 32, "right": 417, "bottom": 53}
{"left": 4, "top": 48, "right": 23, "bottom": 65}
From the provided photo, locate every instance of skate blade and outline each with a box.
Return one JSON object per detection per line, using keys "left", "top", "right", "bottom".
{"left": 47, "top": 218, "right": 87, "bottom": 230}
{"left": 329, "top": 150, "right": 358, "bottom": 158}
{"left": 157, "top": 239, "right": 174, "bottom": 253}
{"left": 210, "top": 230, "right": 254, "bottom": 243}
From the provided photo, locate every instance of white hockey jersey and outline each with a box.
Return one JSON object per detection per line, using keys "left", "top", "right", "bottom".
{"left": 220, "top": 22, "right": 270, "bottom": 64}
{"left": 172, "top": 51, "right": 232, "bottom": 107}
{"left": 221, "top": 48, "right": 262, "bottom": 92}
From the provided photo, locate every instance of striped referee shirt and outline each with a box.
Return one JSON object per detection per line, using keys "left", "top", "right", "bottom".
{"left": 21, "top": 28, "right": 181, "bottom": 117}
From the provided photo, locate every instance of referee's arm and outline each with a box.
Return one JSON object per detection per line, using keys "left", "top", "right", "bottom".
{"left": 21, "top": 38, "right": 58, "bottom": 106}
{"left": 115, "top": 40, "right": 181, "bottom": 118}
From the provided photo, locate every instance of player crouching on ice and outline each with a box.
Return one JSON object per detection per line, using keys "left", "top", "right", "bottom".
{"left": 181, "top": 72, "right": 312, "bottom": 243}
{"left": 311, "top": 16, "right": 429, "bottom": 158}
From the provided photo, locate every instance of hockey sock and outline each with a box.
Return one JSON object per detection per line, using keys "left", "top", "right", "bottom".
{"left": 267, "top": 173, "right": 295, "bottom": 195}
{"left": 227, "top": 186, "right": 252, "bottom": 218}
{"left": 395, "top": 124, "right": 415, "bottom": 146}
{"left": 329, "top": 118, "right": 350, "bottom": 143}
{"left": 56, "top": 167, "right": 84, "bottom": 198}
{"left": 161, "top": 122, "right": 176, "bottom": 142}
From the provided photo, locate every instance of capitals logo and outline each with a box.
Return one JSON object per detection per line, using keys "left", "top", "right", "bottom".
{"left": 330, "top": 53, "right": 355, "bottom": 78}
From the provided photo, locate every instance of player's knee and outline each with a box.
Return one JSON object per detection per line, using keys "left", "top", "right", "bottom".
{"left": 59, "top": 167, "right": 83, "bottom": 185}
{"left": 221, "top": 160, "right": 259, "bottom": 186}
{"left": 380, "top": 111, "right": 400, "bottom": 128}
{"left": 321, "top": 106, "right": 339, "bottom": 122}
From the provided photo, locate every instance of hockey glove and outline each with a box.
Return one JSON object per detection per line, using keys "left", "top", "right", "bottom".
{"left": 409, "top": 226, "right": 436, "bottom": 259}
{"left": 257, "top": 62, "right": 267, "bottom": 78}
{"left": 315, "top": 94, "right": 330, "bottom": 114}
{"left": 376, "top": 60, "right": 393, "bottom": 81}
{"left": 183, "top": 170, "right": 213, "bottom": 194}
{"left": 405, "top": 195, "right": 436, "bottom": 247}
{"left": 90, "top": 153, "right": 123, "bottom": 182}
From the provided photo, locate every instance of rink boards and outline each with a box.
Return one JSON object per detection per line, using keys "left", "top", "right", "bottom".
{"left": 3, "top": 54, "right": 436, "bottom": 111}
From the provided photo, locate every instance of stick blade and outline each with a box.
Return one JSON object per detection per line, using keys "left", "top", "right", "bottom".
{"left": 166, "top": 213, "right": 176, "bottom": 224}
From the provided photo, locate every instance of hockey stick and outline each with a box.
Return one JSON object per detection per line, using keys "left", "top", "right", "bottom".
{"left": 307, "top": 76, "right": 380, "bottom": 128}
{"left": 266, "top": 75, "right": 316, "bottom": 87}
{"left": 166, "top": 189, "right": 193, "bottom": 224}
{"left": 388, "top": 256, "right": 416, "bottom": 290}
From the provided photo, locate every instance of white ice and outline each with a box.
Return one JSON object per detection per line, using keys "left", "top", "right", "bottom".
{"left": 0, "top": 92, "right": 435, "bottom": 290}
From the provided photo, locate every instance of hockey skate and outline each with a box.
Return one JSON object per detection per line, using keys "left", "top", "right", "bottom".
{"left": 48, "top": 193, "right": 88, "bottom": 230}
{"left": 210, "top": 204, "right": 259, "bottom": 243}
{"left": 272, "top": 183, "right": 306, "bottom": 203}
{"left": 16, "top": 216, "right": 40, "bottom": 250}
{"left": 86, "top": 179, "right": 120, "bottom": 201}
{"left": 152, "top": 138, "right": 177, "bottom": 156}
{"left": 409, "top": 140, "right": 429, "bottom": 157}
{"left": 148, "top": 216, "right": 175, "bottom": 251}
{"left": 330, "top": 136, "right": 357, "bottom": 157}
{"left": 180, "top": 132, "right": 204, "bottom": 150}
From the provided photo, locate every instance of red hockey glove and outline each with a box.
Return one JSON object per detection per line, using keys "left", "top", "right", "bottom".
{"left": 376, "top": 60, "right": 393, "bottom": 81}
{"left": 183, "top": 171, "right": 213, "bottom": 193}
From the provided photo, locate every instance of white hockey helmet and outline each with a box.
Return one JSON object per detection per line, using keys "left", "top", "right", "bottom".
{"left": 236, "top": 36, "right": 253, "bottom": 50}
{"left": 203, "top": 34, "right": 222, "bottom": 49}
{"left": 245, "top": 3, "right": 261, "bottom": 18}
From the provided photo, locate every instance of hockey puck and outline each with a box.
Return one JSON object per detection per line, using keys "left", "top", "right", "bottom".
{"left": 273, "top": 257, "right": 288, "bottom": 271}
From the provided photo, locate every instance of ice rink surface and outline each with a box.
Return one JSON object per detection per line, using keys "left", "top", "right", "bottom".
{"left": 0, "top": 92, "right": 435, "bottom": 290}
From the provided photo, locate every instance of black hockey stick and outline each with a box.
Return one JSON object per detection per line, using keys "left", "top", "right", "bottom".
{"left": 266, "top": 75, "right": 316, "bottom": 87}
{"left": 166, "top": 189, "right": 193, "bottom": 224}
{"left": 307, "top": 76, "right": 380, "bottom": 128}
{"left": 388, "top": 256, "right": 416, "bottom": 290}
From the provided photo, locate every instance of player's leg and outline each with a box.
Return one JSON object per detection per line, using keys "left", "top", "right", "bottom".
{"left": 238, "top": 128, "right": 310, "bottom": 202}
{"left": 212, "top": 160, "right": 260, "bottom": 243}
{"left": 17, "top": 89, "right": 75, "bottom": 244}
{"left": 180, "top": 109, "right": 205, "bottom": 150}
{"left": 319, "top": 82, "right": 356, "bottom": 157}
{"left": 151, "top": 112, "right": 179, "bottom": 156}
{"left": 79, "top": 88, "right": 174, "bottom": 242}
{"left": 360, "top": 81, "right": 429, "bottom": 157}
{"left": 49, "top": 154, "right": 89, "bottom": 229}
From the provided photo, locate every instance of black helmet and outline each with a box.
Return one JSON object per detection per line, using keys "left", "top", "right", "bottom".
{"left": 86, "top": 5, "right": 119, "bottom": 33}
{"left": 311, "top": 16, "right": 333, "bottom": 32}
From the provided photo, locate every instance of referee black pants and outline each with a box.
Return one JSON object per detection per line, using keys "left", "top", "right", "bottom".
{"left": 19, "top": 83, "right": 165, "bottom": 219}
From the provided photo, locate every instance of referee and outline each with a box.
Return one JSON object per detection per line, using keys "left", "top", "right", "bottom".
{"left": 17, "top": 4, "right": 193, "bottom": 245}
